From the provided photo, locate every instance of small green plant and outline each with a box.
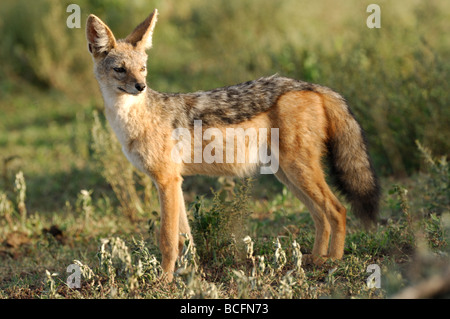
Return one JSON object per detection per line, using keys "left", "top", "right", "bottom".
{"left": 291, "top": 240, "right": 305, "bottom": 277}
{"left": 190, "top": 178, "right": 253, "bottom": 266}
{"left": 14, "top": 171, "right": 27, "bottom": 227}
{"left": 385, "top": 185, "right": 416, "bottom": 256}
{"left": 272, "top": 237, "right": 287, "bottom": 272}
{"left": 423, "top": 213, "right": 447, "bottom": 250}
{"left": 0, "top": 191, "right": 14, "bottom": 230}
{"left": 130, "top": 237, "right": 162, "bottom": 283}
{"left": 0, "top": 171, "right": 33, "bottom": 233}
{"left": 231, "top": 235, "right": 308, "bottom": 298}
{"left": 175, "top": 235, "right": 222, "bottom": 299}
{"left": 96, "top": 236, "right": 164, "bottom": 295}
{"left": 416, "top": 140, "right": 450, "bottom": 215}
{"left": 73, "top": 260, "right": 96, "bottom": 287}
{"left": 76, "top": 189, "right": 93, "bottom": 228}
{"left": 43, "top": 270, "right": 61, "bottom": 299}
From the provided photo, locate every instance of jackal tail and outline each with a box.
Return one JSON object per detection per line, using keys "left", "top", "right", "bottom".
{"left": 319, "top": 87, "right": 380, "bottom": 226}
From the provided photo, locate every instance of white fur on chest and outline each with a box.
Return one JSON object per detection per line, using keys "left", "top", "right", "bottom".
{"left": 102, "top": 89, "right": 147, "bottom": 172}
{"left": 104, "top": 93, "right": 138, "bottom": 142}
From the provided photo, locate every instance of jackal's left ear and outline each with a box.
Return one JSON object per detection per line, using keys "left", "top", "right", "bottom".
{"left": 126, "top": 9, "right": 158, "bottom": 51}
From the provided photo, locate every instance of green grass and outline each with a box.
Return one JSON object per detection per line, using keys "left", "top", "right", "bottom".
{"left": 0, "top": 0, "right": 449, "bottom": 299}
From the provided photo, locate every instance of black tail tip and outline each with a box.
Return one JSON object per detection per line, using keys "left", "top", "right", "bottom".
{"left": 351, "top": 186, "right": 381, "bottom": 229}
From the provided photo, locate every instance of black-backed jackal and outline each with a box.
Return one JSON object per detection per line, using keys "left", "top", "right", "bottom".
{"left": 86, "top": 9, "right": 380, "bottom": 281}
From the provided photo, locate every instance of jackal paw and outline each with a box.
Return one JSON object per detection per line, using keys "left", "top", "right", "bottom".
{"left": 303, "top": 254, "right": 342, "bottom": 266}
{"left": 303, "top": 254, "right": 328, "bottom": 266}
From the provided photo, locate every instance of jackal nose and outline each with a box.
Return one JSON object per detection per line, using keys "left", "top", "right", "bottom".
{"left": 135, "top": 83, "right": 146, "bottom": 92}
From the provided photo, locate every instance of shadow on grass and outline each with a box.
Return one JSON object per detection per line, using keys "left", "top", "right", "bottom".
{"left": 22, "top": 165, "right": 112, "bottom": 214}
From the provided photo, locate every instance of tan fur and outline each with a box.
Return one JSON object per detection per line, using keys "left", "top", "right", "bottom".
{"left": 86, "top": 10, "right": 379, "bottom": 281}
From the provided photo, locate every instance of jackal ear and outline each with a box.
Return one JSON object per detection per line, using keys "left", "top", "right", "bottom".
{"left": 125, "top": 9, "right": 158, "bottom": 51}
{"left": 86, "top": 14, "right": 117, "bottom": 57}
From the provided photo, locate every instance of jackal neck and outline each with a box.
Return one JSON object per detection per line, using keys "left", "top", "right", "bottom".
{"left": 100, "top": 85, "right": 145, "bottom": 110}
{"left": 100, "top": 87, "right": 149, "bottom": 141}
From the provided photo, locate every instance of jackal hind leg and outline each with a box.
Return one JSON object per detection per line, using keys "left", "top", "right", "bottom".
{"left": 277, "top": 162, "right": 347, "bottom": 264}
{"left": 275, "top": 168, "right": 330, "bottom": 263}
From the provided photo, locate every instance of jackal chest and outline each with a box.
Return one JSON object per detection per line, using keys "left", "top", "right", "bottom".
{"left": 104, "top": 97, "right": 149, "bottom": 173}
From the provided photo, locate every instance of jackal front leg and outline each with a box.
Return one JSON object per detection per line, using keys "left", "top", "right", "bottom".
{"left": 156, "top": 175, "right": 183, "bottom": 281}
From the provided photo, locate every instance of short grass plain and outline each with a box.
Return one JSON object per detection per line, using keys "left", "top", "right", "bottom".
{"left": 0, "top": 0, "right": 449, "bottom": 299}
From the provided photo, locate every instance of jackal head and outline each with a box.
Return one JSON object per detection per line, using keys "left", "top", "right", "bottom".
{"left": 86, "top": 9, "right": 158, "bottom": 96}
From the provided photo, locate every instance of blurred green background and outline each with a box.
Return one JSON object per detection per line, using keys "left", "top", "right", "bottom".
{"left": 0, "top": 0, "right": 449, "bottom": 212}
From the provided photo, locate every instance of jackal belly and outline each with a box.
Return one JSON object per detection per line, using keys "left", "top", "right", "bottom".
{"left": 173, "top": 114, "right": 279, "bottom": 177}
{"left": 182, "top": 161, "right": 260, "bottom": 177}
{"left": 176, "top": 128, "right": 264, "bottom": 177}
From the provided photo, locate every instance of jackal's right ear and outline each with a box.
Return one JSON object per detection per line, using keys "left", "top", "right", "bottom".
{"left": 86, "top": 14, "right": 117, "bottom": 57}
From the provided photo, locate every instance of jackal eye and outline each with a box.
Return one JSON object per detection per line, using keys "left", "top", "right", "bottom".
{"left": 140, "top": 66, "right": 146, "bottom": 72}
{"left": 113, "top": 67, "right": 126, "bottom": 73}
